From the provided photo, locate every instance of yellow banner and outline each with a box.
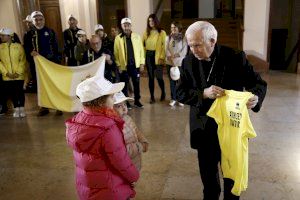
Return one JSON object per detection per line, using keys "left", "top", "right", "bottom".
{"left": 34, "top": 55, "right": 105, "bottom": 112}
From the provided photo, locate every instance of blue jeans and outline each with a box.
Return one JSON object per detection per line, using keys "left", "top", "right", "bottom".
{"left": 167, "top": 65, "right": 177, "bottom": 100}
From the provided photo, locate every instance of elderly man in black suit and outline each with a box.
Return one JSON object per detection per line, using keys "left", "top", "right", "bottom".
{"left": 177, "top": 21, "right": 267, "bottom": 200}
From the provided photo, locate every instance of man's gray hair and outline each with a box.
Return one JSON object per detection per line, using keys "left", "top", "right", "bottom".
{"left": 185, "top": 21, "right": 218, "bottom": 43}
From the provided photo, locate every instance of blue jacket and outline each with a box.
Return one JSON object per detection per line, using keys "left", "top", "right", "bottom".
{"left": 24, "top": 26, "right": 60, "bottom": 63}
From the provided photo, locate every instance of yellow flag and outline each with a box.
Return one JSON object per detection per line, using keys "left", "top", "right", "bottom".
{"left": 34, "top": 55, "right": 106, "bottom": 112}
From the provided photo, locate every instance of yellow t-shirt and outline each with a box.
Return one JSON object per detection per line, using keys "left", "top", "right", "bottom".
{"left": 207, "top": 90, "right": 256, "bottom": 196}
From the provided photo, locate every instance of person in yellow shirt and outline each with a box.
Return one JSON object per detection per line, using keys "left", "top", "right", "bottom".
{"left": 176, "top": 21, "right": 267, "bottom": 199}
{"left": 114, "top": 17, "right": 145, "bottom": 108}
{"left": 143, "top": 14, "right": 166, "bottom": 104}
{"left": 0, "top": 28, "right": 27, "bottom": 117}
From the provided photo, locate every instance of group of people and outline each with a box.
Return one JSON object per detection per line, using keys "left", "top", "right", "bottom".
{"left": 0, "top": 11, "right": 188, "bottom": 118}
{"left": 0, "top": 8, "right": 268, "bottom": 200}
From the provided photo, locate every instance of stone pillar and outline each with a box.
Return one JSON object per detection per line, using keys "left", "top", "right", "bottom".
{"left": 127, "top": 0, "right": 151, "bottom": 36}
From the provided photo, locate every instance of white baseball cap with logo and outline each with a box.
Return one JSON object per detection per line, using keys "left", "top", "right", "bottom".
{"left": 113, "top": 92, "right": 133, "bottom": 105}
{"left": 76, "top": 76, "right": 125, "bottom": 103}
{"left": 31, "top": 11, "right": 44, "bottom": 19}
{"left": 76, "top": 30, "right": 86, "bottom": 37}
{"left": 94, "top": 24, "right": 104, "bottom": 32}
{"left": 0, "top": 28, "right": 13, "bottom": 36}
{"left": 121, "top": 18, "right": 131, "bottom": 25}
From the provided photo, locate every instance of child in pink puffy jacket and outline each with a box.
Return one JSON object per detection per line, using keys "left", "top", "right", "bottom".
{"left": 66, "top": 75, "right": 139, "bottom": 200}
{"left": 113, "top": 92, "right": 149, "bottom": 171}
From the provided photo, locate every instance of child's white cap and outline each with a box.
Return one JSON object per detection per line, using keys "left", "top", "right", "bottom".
{"left": 113, "top": 91, "right": 133, "bottom": 105}
{"left": 76, "top": 76, "right": 124, "bottom": 103}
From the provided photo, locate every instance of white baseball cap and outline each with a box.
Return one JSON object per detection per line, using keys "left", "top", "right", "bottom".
{"left": 68, "top": 14, "right": 76, "bottom": 20}
{"left": 76, "top": 30, "right": 86, "bottom": 36}
{"left": 94, "top": 24, "right": 104, "bottom": 32}
{"left": 31, "top": 11, "right": 44, "bottom": 19}
{"left": 170, "top": 66, "right": 180, "bottom": 81}
{"left": 23, "top": 15, "right": 32, "bottom": 22}
{"left": 76, "top": 76, "right": 125, "bottom": 103}
{"left": 113, "top": 92, "right": 133, "bottom": 105}
{"left": 0, "top": 28, "right": 13, "bottom": 36}
{"left": 121, "top": 18, "right": 131, "bottom": 25}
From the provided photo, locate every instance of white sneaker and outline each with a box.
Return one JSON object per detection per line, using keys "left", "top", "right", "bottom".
{"left": 19, "top": 107, "right": 26, "bottom": 117}
{"left": 13, "top": 107, "right": 20, "bottom": 118}
{"left": 178, "top": 102, "right": 184, "bottom": 107}
{"left": 169, "top": 100, "right": 176, "bottom": 107}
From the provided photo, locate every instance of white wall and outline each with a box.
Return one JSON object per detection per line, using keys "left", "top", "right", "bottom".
{"left": 127, "top": 0, "right": 151, "bottom": 36}
{"left": 59, "top": 0, "right": 98, "bottom": 38}
{"left": 243, "top": 0, "right": 270, "bottom": 60}
{"left": 0, "top": 0, "right": 21, "bottom": 39}
{"left": 198, "top": 0, "right": 215, "bottom": 18}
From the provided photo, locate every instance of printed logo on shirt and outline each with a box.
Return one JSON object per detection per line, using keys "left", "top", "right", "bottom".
{"left": 235, "top": 102, "right": 240, "bottom": 110}
{"left": 44, "top": 32, "right": 49, "bottom": 36}
{"left": 229, "top": 111, "right": 242, "bottom": 128}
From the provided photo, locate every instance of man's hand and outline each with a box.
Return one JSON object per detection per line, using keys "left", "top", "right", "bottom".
{"left": 31, "top": 51, "right": 39, "bottom": 57}
{"left": 139, "top": 64, "right": 144, "bottom": 72}
{"left": 203, "top": 85, "right": 225, "bottom": 99}
{"left": 102, "top": 53, "right": 113, "bottom": 65}
{"left": 247, "top": 95, "right": 258, "bottom": 109}
{"left": 6, "top": 72, "right": 15, "bottom": 79}
{"left": 12, "top": 73, "right": 19, "bottom": 79}
{"left": 158, "top": 58, "right": 164, "bottom": 65}
{"left": 167, "top": 56, "right": 172, "bottom": 61}
{"left": 174, "top": 53, "right": 180, "bottom": 58}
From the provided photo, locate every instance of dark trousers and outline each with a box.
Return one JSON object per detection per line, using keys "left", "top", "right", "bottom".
{"left": 3, "top": 80, "right": 25, "bottom": 108}
{"left": 197, "top": 119, "right": 239, "bottom": 200}
{"left": 167, "top": 65, "right": 177, "bottom": 100}
{"left": 146, "top": 50, "right": 165, "bottom": 99}
{"left": 120, "top": 64, "right": 140, "bottom": 101}
{"left": 0, "top": 76, "right": 7, "bottom": 112}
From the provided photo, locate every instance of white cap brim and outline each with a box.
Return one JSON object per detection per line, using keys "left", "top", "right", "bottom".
{"left": 102, "top": 82, "right": 125, "bottom": 97}
{"left": 114, "top": 96, "right": 134, "bottom": 105}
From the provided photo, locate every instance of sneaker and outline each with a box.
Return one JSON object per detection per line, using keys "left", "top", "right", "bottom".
{"left": 55, "top": 110, "right": 63, "bottom": 116}
{"left": 169, "top": 100, "right": 176, "bottom": 107}
{"left": 127, "top": 102, "right": 132, "bottom": 110}
{"left": 178, "top": 102, "right": 184, "bottom": 107}
{"left": 37, "top": 108, "right": 49, "bottom": 116}
{"left": 134, "top": 101, "right": 144, "bottom": 108}
{"left": 13, "top": 107, "right": 20, "bottom": 118}
{"left": 19, "top": 107, "right": 26, "bottom": 117}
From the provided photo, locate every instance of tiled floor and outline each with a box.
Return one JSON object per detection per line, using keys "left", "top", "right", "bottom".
{"left": 0, "top": 71, "right": 300, "bottom": 200}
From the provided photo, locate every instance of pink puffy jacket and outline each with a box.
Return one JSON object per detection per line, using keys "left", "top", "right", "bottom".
{"left": 66, "top": 108, "right": 139, "bottom": 200}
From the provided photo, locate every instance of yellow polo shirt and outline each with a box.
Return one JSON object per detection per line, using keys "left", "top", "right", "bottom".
{"left": 207, "top": 90, "right": 256, "bottom": 196}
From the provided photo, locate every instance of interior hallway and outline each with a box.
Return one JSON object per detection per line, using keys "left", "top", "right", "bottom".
{"left": 0, "top": 71, "right": 300, "bottom": 200}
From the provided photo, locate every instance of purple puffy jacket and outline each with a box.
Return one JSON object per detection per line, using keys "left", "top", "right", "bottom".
{"left": 66, "top": 108, "right": 139, "bottom": 200}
